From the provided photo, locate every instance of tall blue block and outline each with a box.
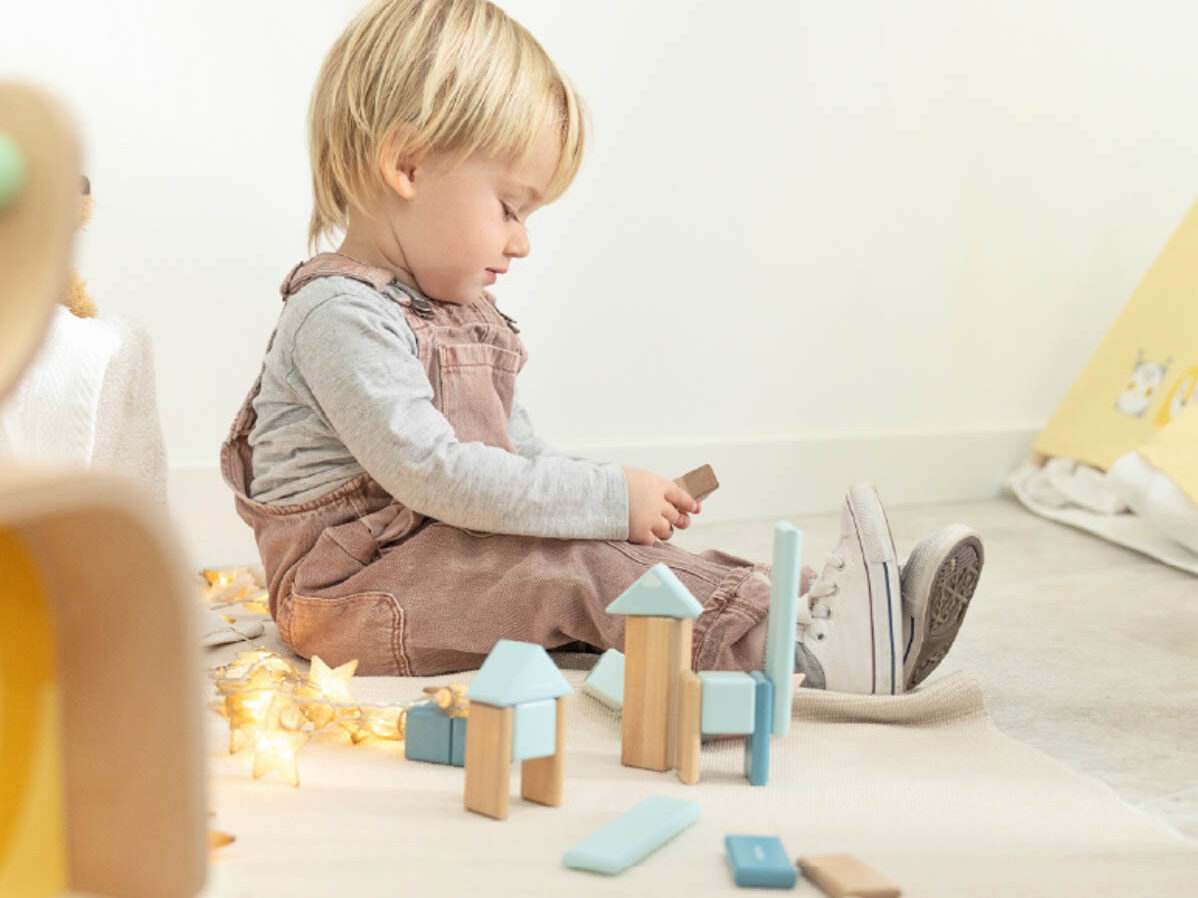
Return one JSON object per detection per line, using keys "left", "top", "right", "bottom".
{"left": 743, "top": 671, "right": 773, "bottom": 786}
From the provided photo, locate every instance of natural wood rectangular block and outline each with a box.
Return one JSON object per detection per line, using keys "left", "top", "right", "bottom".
{"left": 463, "top": 702, "right": 513, "bottom": 820}
{"left": 521, "top": 696, "right": 566, "bottom": 807}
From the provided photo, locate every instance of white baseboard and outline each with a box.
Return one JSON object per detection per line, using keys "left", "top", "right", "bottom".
{"left": 169, "top": 425, "right": 1037, "bottom": 569}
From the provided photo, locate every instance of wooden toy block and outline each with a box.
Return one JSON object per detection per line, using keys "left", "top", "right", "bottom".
{"left": 463, "top": 701, "right": 513, "bottom": 820}
{"left": 404, "top": 703, "right": 453, "bottom": 764}
{"left": 562, "top": 795, "right": 700, "bottom": 875}
{"left": 521, "top": 695, "right": 567, "bottom": 807}
{"left": 465, "top": 639, "right": 572, "bottom": 707}
{"left": 797, "top": 854, "right": 901, "bottom": 898}
{"left": 511, "top": 697, "right": 557, "bottom": 761}
{"left": 742, "top": 671, "right": 774, "bottom": 786}
{"left": 764, "top": 522, "right": 803, "bottom": 737}
{"left": 621, "top": 615, "right": 692, "bottom": 771}
{"left": 698, "top": 671, "right": 757, "bottom": 735}
{"left": 725, "top": 834, "right": 797, "bottom": 888}
{"left": 580, "top": 647, "right": 624, "bottom": 711}
{"left": 676, "top": 670, "right": 703, "bottom": 785}
{"left": 674, "top": 463, "right": 720, "bottom": 503}
{"left": 607, "top": 563, "right": 704, "bottom": 618}
{"left": 464, "top": 640, "right": 573, "bottom": 819}
{"left": 450, "top": 716, "right": 467, "bottom": 767}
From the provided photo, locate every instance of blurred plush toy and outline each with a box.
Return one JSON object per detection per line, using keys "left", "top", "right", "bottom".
{"left": 61, "top": 173, "right": 96, "bottom": 318}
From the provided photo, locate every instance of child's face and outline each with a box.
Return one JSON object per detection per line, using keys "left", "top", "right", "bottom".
{"left": 372, "top": 118, "right": 559, "bottom": 304}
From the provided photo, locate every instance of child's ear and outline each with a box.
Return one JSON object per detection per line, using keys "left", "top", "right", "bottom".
{"left": 379, "top": 123, "right": 427, "bottom": 200}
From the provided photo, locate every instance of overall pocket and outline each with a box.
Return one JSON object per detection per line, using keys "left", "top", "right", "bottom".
{"left": 435, "top": 341, "right": 524, "bottom": 448}
{"left": 283, "top": 589, "right": 410, "bottom": 676}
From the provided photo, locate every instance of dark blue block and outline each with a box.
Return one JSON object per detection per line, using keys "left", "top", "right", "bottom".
{"left": 725, "top": 834, "right": 797, "bottom": 888}
{"left": 743, "top": 671, "right": 773, "bottom": 786}
{"left": 405, "top": 703, "right": 452, "bottom": 764}
{"left": 450, "top": 716, "right": 467, "bottom": 767}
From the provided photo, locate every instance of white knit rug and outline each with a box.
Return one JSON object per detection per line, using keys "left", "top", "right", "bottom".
{"left": 203, "top": 630, "right": 1198, "bottom": 897}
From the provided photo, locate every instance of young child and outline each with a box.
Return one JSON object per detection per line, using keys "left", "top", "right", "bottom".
{"left": 220, "top": 0, "right": 984, "bottom": 693}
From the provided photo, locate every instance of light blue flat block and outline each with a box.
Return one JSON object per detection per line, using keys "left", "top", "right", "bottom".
{"left": 743, "top": 672, "right": 773, "bottom": 786}
{"left": 511, "top": 698, "right": 557, "bottom": 761}
{"left": 764, "top": 522, "right": 803, "bottom": 737}
{"left": 699, "top": 671, "right": 756, "bottom": 735}
{"left": 562, "top": 796, "right": 701, "bottom": 875}
{"left": 450, "top": 716, "right": 467, "bottom": 767}
{"left": 404, "top": 703, "right": 452, "bottom": 764}
{"left": 581, "top": 648, "right": 624, "bottom": 711}
{"left": 606, "top": 563, "right": 703, "bottom": 619}
{"left": 725, "top": 834, "right": 797, "bottom": 888}
{"left": 466, "top": 639, "right": 572, "bottom": 707}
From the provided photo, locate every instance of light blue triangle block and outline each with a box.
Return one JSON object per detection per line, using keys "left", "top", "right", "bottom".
{"left": 562, "top": 796, "right": 701, "bottom": 875}
{"left": 605, "top": 563, "right": 703, "bottom": 619}
{"left": 580, "top": 648, "right": 624, "bottom": 711}
{"left": 466, "top": 639, "right": 572, "bottom": 707}
{"left": 763, "top": 522, "right": 803, "bottom": 737}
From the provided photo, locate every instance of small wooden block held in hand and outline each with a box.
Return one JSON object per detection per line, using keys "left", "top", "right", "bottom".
{"left": 797, "top": 854, "right": 901, "bottom": 898}
{"left": 674, "top": 464, "right": 719, "bottom": 503}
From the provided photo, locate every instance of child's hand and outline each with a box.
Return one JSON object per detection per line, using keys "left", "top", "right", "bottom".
{"left": 622, "top": 466, "right": 699, "bottom": 545}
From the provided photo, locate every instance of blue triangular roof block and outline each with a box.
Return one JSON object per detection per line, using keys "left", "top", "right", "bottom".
{"left": 606, "top": 563, "right": 703, "bottom": 619}
{"left": 466, "top": 639, "right": 572, "bottom": 707}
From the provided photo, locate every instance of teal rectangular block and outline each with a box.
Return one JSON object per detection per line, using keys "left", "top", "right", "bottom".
{"left": 404, "top": 703, "right": 452, "bottom": 764}
{"left": 764, "top": 522, "right": 803, "bottom": 737}
{"left": 511, "top": 697, "right": 557, "bottom": 761}
{"left": 562, "top": 796, "right": 701, "bottom": 875}
{"left": 450, "top": 716, "right": 467, "bottom": 767}
{"left": 743, "top": 671, "right": 774, "bottom": 786}
{"left": 699, "top": 670, "right": 756, "bottom": 735}
{"left": 724, "top": 834, "right": 797, "bottom": 888}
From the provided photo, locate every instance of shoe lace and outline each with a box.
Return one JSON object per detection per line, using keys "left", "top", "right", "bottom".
{"left": 797, "top": 548, "right": 845, "bottom": 642}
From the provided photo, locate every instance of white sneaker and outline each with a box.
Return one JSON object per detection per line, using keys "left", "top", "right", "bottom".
{"left": 899, "top": 525, "right": 984, "bottom": 688}
{"left": 799, "top": 483, "right": 904, "bottom": 695}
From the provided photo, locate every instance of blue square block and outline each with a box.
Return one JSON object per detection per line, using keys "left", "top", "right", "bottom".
{"left": 512, "top": 698, "right": 557, "bottom": 761}
{"left": 698, "top": 671, "right": 756, "bottom": 735}
{"left": 743, "top": 671, "right": 774, "bottom": 786}
{"left": 725, "top": 834, "right": 797, "bottom": 888}
{"left": 450, "top": 716, "right": 467, "bottom": 767}
{"left": 405, "top": 703, "right": 452, "bottom": 764}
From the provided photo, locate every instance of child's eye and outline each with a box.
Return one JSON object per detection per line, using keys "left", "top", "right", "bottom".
{"left": 502, "top": 203, "right": 518, "bottom": 221}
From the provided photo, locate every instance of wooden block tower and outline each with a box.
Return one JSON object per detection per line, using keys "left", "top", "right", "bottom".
{"left": 463, "top": 640, "right": 572, "bottom": 820}
{"left": 606, "top": 564, "right": 703, "bottom": 772}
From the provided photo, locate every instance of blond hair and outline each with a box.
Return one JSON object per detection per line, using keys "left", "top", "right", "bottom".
{"left": 307, "top": 0, "right": 589, "bottom": 254}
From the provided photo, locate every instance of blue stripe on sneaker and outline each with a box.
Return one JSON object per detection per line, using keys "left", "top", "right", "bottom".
{"left": 884, "top": 562, "right": 897, "bottom": 694}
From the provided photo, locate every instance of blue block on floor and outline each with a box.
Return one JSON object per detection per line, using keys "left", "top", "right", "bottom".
{"left": 563, "top": 796, "right": 701, "bottom": 875}
{"left": 581, "top": 648, "right": 624, "bottom": 711}
{"left": 450, "top": 716, "right": 467, "bottom": 767}
{"left": 725, "top": 834, "right": 797, "bottom": 888}
{"left": 743, "top": 671, "right": 774, "bottom": 786}
{"left": 404, "top": 703, "right": 452, "bottom": 764}
{"left": 699, "top": 671, "right": 756, "bottom": 735}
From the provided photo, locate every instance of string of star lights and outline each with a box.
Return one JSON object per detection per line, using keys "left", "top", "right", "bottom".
{"left": 210, "top": 648, "right": 469, "bottom": 786}
{"left": 202, "top": 566, "right": 469, "bottom": 787}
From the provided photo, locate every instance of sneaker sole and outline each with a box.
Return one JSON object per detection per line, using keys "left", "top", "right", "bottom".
{"left": 900, "top": 525, "right": 984, "bottom": 689}
{"left": 847, "top": 483, "right": 904, "bottom": 695}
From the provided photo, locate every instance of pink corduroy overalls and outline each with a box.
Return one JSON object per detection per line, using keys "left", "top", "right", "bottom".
{"left": 220, "top": 254, "right": 777, "bottom": 675}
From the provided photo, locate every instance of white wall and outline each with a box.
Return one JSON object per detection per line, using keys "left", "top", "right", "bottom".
{"left": 4, "top": 1, "right": 1198, "bottom": 565}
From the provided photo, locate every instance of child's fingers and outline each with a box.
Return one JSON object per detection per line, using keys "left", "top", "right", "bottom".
{"left": 675, "top": 512, "right": 691, "bottom": 529}
{"left": 664, "top": 482, "right": 698, "bottom": 512}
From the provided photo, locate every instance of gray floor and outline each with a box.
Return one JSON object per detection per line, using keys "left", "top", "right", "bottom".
{"left": 669, "top": 494, "right": 1198, "bottom": 840}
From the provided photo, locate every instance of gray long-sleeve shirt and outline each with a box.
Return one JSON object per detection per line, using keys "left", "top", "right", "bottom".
{"left": 246, "top": 275, "right": 630, "bottom": 540}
